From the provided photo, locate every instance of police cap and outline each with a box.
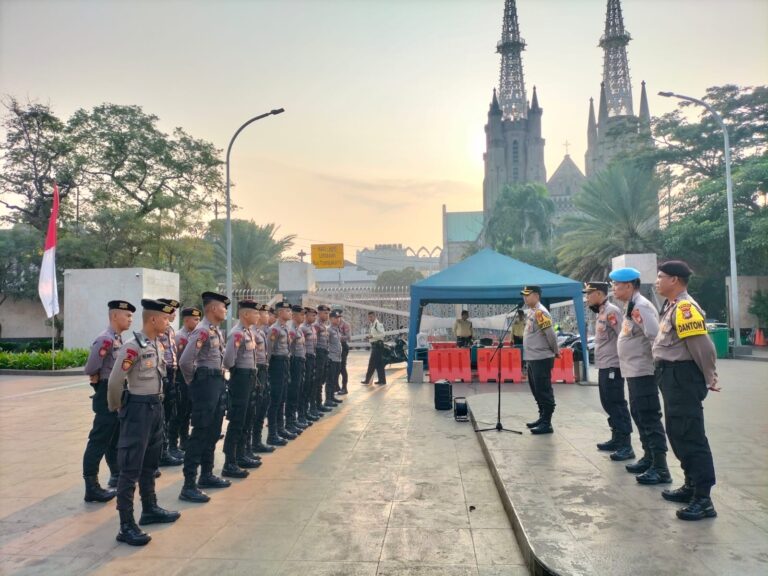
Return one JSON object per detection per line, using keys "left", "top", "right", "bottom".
{"left": 141, "top": 299, "right": 174, "bottom": 314}
{"left": 291, "top": 305, "right": 304, "bottom": 313}
{"left": 317, "top": 304, "right": 331, "bottom": 312}
{"left": 158, "top": 298, "right": 181, "bottom": 309}
{"left": 274, "top": 301, "right": 292, "bottom": 310}
{"left": 202, "top": 291, "right": 231, "bottom": 307}
{"left": 108, "top": 300, "right": 136, "bottom": 313}
{"left": 583, "top": 281, "right": 610, "bottom": 294}
{"left": 238, "top": 299, "right": 259, "bottom": 311}
{"left": 520, "top": 285, "right": 542, "bottom": 296}
{"left": 329, "top": 310, "right": 341, "bottom": 318}
{"left": 609, "top": 267, "right": 641, "bottom": 282}
{"left": 181, "top": 307, "right": 201, "bottom": 318}
{"left": 658, "top": 260, "right": 693, "bottom": 279}
{"left": 304, "top": 306, "right": 317, "bottom": 314}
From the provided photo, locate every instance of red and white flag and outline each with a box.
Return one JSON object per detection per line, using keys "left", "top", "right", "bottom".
{"left": 38, "top": 183, "right": 60, "bottom": 318}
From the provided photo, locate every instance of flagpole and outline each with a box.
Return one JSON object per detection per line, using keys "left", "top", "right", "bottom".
{"left": 51, "top": 315, "right": 56, "bottom": 370}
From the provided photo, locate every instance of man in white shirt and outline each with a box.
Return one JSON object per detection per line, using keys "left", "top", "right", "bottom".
{"left": 361, "top": 311, "right": 386, "bottom": 385}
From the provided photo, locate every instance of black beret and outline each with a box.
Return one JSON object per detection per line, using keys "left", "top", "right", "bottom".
{"left": 238, "top": 299, "right": 259, "bottom": 311}
{"left": 291, "top": 305, "right": 305, "bottom": 313}
{"left": 141, "top": 299, "right": 174, "bottom": 314}
{"left": 201, "top": 291, "right": 231, "bottom": 307}
{"left": 108, "top": 300, "right": 136, "bottom": 312}
{"left": 332, "top": 308, "right": 344, "bottom": 314}
{"left": 304, "top": 306, "right": 317, "bottom": 314}
{"left": 659, "top": 260, "right": 693, "bottom": 279}
{"left": 317, "top": 304, "right": 331, "bottom": 312}
{"left": 158, "top": 298, "right": 181, "bottom": 309}
{"left": 268, "top": 307, "right": 276, "bottom": 314}
{"left": 583, "top": 281, "right": 610, "bottom": 294}
{"left": 181, "top": 307, "right": 201, "bottom": 318}
{"left": 259, "top": 304, "right": 269, "bottom": 312}
{"left": 274, "top": 301, "right": 292, "bottom": 310}
{"left": 329, "top": 310, "right": 341, "bottom": 318}
{"left": 520, "top": 285, "right": 542, "bottom": 296}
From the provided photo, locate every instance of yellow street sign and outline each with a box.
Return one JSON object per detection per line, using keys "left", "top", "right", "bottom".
{"left": 311, "top": 243, "right": 344, "bottom": 269}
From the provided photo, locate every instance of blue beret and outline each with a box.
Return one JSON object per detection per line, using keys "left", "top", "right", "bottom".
{"left": 609, "top": 267, "right": 641, "bottom": 282}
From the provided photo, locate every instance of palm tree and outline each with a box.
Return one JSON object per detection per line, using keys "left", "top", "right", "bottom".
{"left": 205, "top": 219, "right": 295, "bottom": 290}
{"left": 557, "top": 162, "right": 661, "bottom": 280}
{"left": 486, "top": 182, "right": 555, "bottom": 249}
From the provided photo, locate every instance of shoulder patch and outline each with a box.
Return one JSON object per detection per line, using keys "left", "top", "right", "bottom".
{"left": 675, "top": 300, "right": 707, "bottom": 339}
{"left": 122, "top": 348, "right": 138, "bottom": 371}
{"left": 535, "top": 310, "right": 552, "bottom": 329}
{"left": 234, "top": 332, "right": 243, "bottom": 348}
{"left": 98, "top": 339, "right": 111, "bottom": 357}
{"left": 607, "top": 312, "right": 618, "bottom": 327}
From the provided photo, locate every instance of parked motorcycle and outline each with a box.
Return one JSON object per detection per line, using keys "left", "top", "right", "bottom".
{"left": 382, "top": 335, "right": 408, "bottom": 366}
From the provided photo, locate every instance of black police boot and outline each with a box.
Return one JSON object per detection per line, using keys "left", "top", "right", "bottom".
{"left": 116, "top": 509, "right": 151, "bottom": 546}
{"left": 237, "top": 448, "right": 262, "bottom": 470}
{"left": 198, "top": 469, "right": 232, "bottom": 488}
{"left": 84, "top": 475, "right": 116, "bottom": 503}
{"left": 338, "top": 386, "right": 349, "bottom": 395}
{"left": 317, "top": 404, "right": 332, "bottom": 413}
{"left": 278, "top": 425, "right": 297, "bottom": 440}
{"left": 243, "top": 437, "right": 262, "bottom": 462}
{"left": 154, "top": 468, "right": 162, "bottom": 478}
{"left": 221, "top": 456, "right": 250, "bottom": 479}
{"left": 676, "top": 496, "right": 717, "bottom": 521}
{"left": 159, "top": 445, "right": 183, "bottom": 467}
{"left": 108, "top": 471, "right": 119, "bottom": 489}
{"left": 306, "top": 410, "right": 320, "bottom": 422}
{"left": 636, "top": 452, "right": 673, "bottom": 485}
{"left": 610, "top": 434, "right": 635, "bottom": 461}
{"left": 625, "top": 450, "right": 652, "bottom": 474}
{"left": 526, "top": 408, "right": 543, "bottom": 429}
{"left": 168, "top": 438, "right": 185, "bottom": 460}
{"left": 333, "top": 396, "right": 344, "bottom": 403}
{"left": 530, "top": 413, "right": 554, "bottom": 435}
{"left": 597, "top": 430, "right": 619, "bottom": 452}
{"left": 139, "top": 494, "right": 181, "bottom": 525}
{"left": 254, "top": 428, "right": 277, "bottom": 452}
{"left": 662, "top": 480, "right": 695, "bottom": 503}
{"left": 179, "top": 476, "right": 210, "bottom": 503}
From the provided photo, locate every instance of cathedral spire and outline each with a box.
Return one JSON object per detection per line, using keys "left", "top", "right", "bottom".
{"left": 497, "top": 0, "right": 527, "bottom": 120}
{"left": 489, "top": 88, "right": 502, "bottom": 116}
{"left": 599, "top": 0, "right": 634, "bottom": 116}
{"left": 639, "top": 80, "right": 650, "bottom": 126}
{"left": 530, "top": 85, "right": 540, "bottom": 111}
{"left": 598, "top": 82, "right": 609, "bottom": 127}
{"left": 587, "top": 97, "right": 597, "bottom": 147}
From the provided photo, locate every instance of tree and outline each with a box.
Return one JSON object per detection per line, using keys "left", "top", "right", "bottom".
{"left": 0, "top": 225, "right": 41, "bottom": 307}
{"left": 556, "top": 162, "right": 662, "bottom": 280}
{"left": 204, "top": 219, "right": 295, "bottom": 290}
{"left": 376, "top": 267, "right": 424, "bottom": 287}
{"left": 486, "top": 183, "right": 555, "bottom": 250}
{"left": 748, "top": 290, "right": 768, "bottom": 329}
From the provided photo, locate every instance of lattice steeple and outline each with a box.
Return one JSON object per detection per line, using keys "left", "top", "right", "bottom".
{"left": 599, "top": 0, "right": 633, "bottom": 116}
{"left": 497, "top": 0, "right": 527, "bottom": 120}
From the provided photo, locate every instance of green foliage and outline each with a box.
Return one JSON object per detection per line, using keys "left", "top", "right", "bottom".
{"left": 376, "top": 267, "right": 424, "bottom": 287}
{"left": 557, "top": 162, "right": 661, "bottom": 280}
{"left": 0, "top": 348, "right": 88, "bottom": 370}
{"left": 748, "top": 290, "right": 768, "bottom": 329}
{"left": 0, "top": 339, "right": 63, "bottom": 352}
{"left": 486, "top": 183, "right": 555, "bottom": 250}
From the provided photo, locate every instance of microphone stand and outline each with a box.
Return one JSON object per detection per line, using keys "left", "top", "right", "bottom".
{"left": 475, "top": 305, "right": 523, "bottom": 434}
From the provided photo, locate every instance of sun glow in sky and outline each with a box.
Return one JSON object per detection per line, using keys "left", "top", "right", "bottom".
{"left": 1, "top": 0, "right": 766, "bottom": 261}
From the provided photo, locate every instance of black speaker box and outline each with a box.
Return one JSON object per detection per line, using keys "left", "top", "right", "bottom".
{"left": 434, "top": 380, "right": 453, "bottom": 410}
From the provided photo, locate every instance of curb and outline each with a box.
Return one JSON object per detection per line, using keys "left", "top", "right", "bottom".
{"left": 470, "top": 407, "right": 562, "bottom": 576}
{"left": 0, "top": 368, "right": 85, "bottom": 376}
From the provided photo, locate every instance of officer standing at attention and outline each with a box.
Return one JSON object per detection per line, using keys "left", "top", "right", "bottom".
{"left": 302, "top": 307, "right": 321, "bottom": 421}
{"left": 453, "top": 310, "right": 474, "bottom": 348}
{"left": 609, "top": 267, "right": 671, "bottom": 485}
{"left": 82, "top": 300, "right": 134, "bottom": 503}
{"left": 178, "top": 291, "right": 232, "bottom": 503}
{"left": 314, "top": 305, "right": 334, "bottom": 410}
{"left": 267, "top": 302, "right": 295, "bottom": 444}
{"left": 222, "top": 299, "right": 262, "bottom": 479}
{"left": 337, "top": 309, "right": 351, "bottom": 395}
{"left": 326, "top": 310, "right": 344, "bottom": 407}
{"left": 521, "top": 286, "right": 559, "bottom": 435}
{"left": 169, "top": 307, "right": 201, "bottom": 458}
{"left": 157, "top": 298, "right": 183, "bottom": 467}
{"left": 653, "top": 260, "right": 719, "bottom": 521}
{"left": 251, "top": 305, "right": 278, "bottom": 451}
{"left": 107, "top": 299, "right": 181, "bottom": 546}
{"left": 287, "top": 305, "right": 309, "bottom": 433}
{"left": 362, "top": 311, "right": 387, "bottom": 385}
{"left": 585, "top": 282, "right": 635, "bottom": 461}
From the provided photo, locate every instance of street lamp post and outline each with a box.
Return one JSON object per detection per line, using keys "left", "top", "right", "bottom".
{"left": 658, "top": 91, "right": 741, "bottom": 349}
{"left": 225, "top": 108, "right": 285, "bottom": 328}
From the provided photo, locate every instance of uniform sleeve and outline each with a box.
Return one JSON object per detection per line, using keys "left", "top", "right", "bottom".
{"left": 178, "top": 328, "right": 203, "bottom": 384}
{"left": 636, "top": 303, "right": 660, "bottom": 341}
{"left": 266, "top": 326, "right": 278, "bottom": 358}
{"left": 176, "top": 334, "right": 188, "bottom": 357}
{"left": 107, "top": 344, "right": 135, "bottom": 411}
{"left": 606, "top": 308, "right": 621, "bottom": 338}
{"left": 685, "top": 335, "right": 718, "bottom": 388}
{"left": 223, "top": 329, "right": 238, "bottom": 369}
{"left": 83, "top": 337, "right": 109, "bottom": 378}
{"left": 544, "top": 326, "right": 559, "bottom": 356}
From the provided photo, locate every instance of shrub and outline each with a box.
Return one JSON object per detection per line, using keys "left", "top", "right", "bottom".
{"left": 0, "top": 349, "right": 89, "bottom": 370}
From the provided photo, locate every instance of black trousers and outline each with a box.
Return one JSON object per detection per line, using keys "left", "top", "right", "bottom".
{"left": 627, "top": 375, "right": 667, "bottom": 454}
{"left": 268, "top": 356, "right": 290, "bottom": 434}
{"left": 183, "top": 369, "right": 226, "bottom": 479}
{"left": 340, "top": 343, "right": 350, "bottom": 388}
{"left": 598, "top": 367, "right": 632, "bottom": 435}
{"left": 288, "top": 356, "right": 305, "bottom": 421}
{"left": 304, "top": 354, "right": 316, "bottom": 412}
{"left": 456, "top": 336, "right": 473, "bottom": 348}
{"left": 325, "top": 360, "right": 341, "bottom": 405}
{"left": 116, "top": 394, "right": 163, "bottom": 511}
{"left": 82, "top": 380, "right": 119, "bottom": 477}
{"left": 527, "top": 358, "right": 555, "bottom": 415}
{"left": 224, "top": 368, "right": 255, "bottom": 458}
{"left": 251, "top": 365, "right": 270, "bottom": 441}
{"left": 168, "top": 369, "right": 190, "bottom": 449}
{"left": 657, "top": 361, "right": 716, "bottom": 490}
{"left": 315, "top": 349, "right": 329, "bottom": 405}
{"left": 161, "top": 367, "right": 177, "bottom": 446}
{"left": 365, "top": 341, "right": 386, "bottom": 383}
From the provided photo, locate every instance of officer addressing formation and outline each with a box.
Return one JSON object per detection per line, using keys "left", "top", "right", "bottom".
{"left": 84, "top": 256, "right": 718, "bottom": 548}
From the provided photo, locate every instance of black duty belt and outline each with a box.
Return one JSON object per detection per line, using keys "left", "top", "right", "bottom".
{"left": 231, "top": 367, "right": 258, "bottom": 375}
{"left": 195, "top": 367, "right": 224, "bottom": 377}
{"left": 654, "top": 359, "right": 696, "bottom": 368}
{"left": 126, "top": 393, "right": 162, "bottom": 404}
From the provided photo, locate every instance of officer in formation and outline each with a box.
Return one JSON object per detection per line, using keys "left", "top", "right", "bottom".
{"left": 156, "top": 298, "right": 183, "bottom": 467}
{"left": 82, "top": 300, "right": 134, "bottom": 503}
{"left": 584, "top": 282, "right": 634, "bottom": 461}
{"left": 107, "top": 299, "right": 181, "bottom": 546}
{"left": 521, "top": 286, "right": 559, "bottom": 435}
{"left": 267, "top": 301, "right": 296, "bottom": 443}
{"left": 337, "top": 309, "right": 351, "bottom": 395}
{"left": 301, "top": 307, "right": 321, "bottom": 421}
{"left": 362, "top": 311, "right": 387, "bottom": 385}
{"left": 251, "top": 305, "right": 276, "bottom": 452}
{"left": 287, "top": 305, "right": 309, "bottom": 432}
{"left": 609, "top": 268, "right": 671, "bottom": 485}
{"left": 169, "top": 307, "right": 201, "bottom": 458}
{"left": 315, "top": 305, "right": 339, "bottom": 409}
{"left": 327, "top": 310, "right": 344, "bottom": 402}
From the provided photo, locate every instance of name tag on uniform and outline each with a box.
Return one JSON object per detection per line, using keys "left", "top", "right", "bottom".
{"left": 621, "top": 319, "right": 632, "bottom": 336}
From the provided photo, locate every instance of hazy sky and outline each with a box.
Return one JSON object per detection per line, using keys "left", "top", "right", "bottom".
{"left": 1, "top": 0, "right": 766, "bottom": 262}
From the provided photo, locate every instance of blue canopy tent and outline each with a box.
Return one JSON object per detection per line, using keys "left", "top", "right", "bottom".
{"left": 407, "top": 248, "right": 589, "bottom": 381}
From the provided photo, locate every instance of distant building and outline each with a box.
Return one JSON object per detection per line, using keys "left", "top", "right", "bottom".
{"left": 314, "top": 262, "right": 378, "bottom": 289}
{"left": 355, "top": 244, "right": 440, "bottom": 276}
{"left": 440, "top": 207, "right": 484, "bottom": 269}
{"left": 547, "top": 154, "right": 587, "bottom": 219}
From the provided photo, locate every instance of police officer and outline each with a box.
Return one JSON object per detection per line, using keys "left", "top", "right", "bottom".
{"left": 222, "top": 299, "right": 262, "bottom": 478}
{"left": 107, "top": 299, "right": 181, "bottom": 546}
{"left": 362, "top": 311, "right": 387, "bottom": 385}
{"left": 288, "top": 305, "right": 310, "bottom": 430}
{"left": 314, "top": 305, "right": 335, "bottom": 409}
{"left": 178, "top": 291, "right": 231, "bottom": 503}
{"left": 521, "top": 286, "right": 559, "bottom": 435}
{"left": 326, "top": 310, "right": 344, "bottom": 406}
{"left": 156, "top": 298, "right": 183, "bottom": 467}
{"left": 337, "top": 309, "right": 351, "bottom": 395}
{"left": 267, "top": 302, "right": 295, "bottom": 444}
{"left": 250, "top": 304, "right": 277, "bottom": 451}
{"left": 169, "top": 307, "right": 201, "bottom": 458}
{"left": 82, "top": 300, "right": 134, "bottom": 503}
{"left": 653, "top": 260, "right": 718, "bottom": 520}
{"left": 609, "top": 267, "right": 671, "bottom": 485}
{"left": 454, "top": 310, "right": 474, "bottom": 348}
{"left": 584, "top": 282, "right": 634, "bottom": 461}
{"left": 302, "top": 307, "right": 321, "bottom": 421}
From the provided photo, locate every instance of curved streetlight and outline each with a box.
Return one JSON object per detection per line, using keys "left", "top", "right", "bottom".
{"left": 225, "top": 108, "right": 285, "bottom": 327}
{"left": 658, "top": 91, "right": 740, "bottom": 349}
